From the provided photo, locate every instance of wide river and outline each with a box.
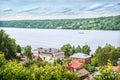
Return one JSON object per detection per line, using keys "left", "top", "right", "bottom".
{"left": 0, "top": 28, "right": 120, "bottom": 54}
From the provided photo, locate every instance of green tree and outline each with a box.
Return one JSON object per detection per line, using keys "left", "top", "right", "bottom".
{"left": 31, "top": 61, "right": 79, "bottom": 80}
{"left": 0, "top": 52, "right": 6, "bottom": 67}
{"left": 61, "top": 44, "right": 73, "bottom": 57}
{"left": 24, "top": 45, "right": 32, "bottom": 60}
{"left": 72, "top": 46, "right": 76, "bottom": 54}
{"left": 93, "top": 60, "right": 120, "bottom": 80}
{"left": 91, "top": 46, "right": 104, "bottom": 66}
{"left": 92, "top": 44, "right": 120, "bottom": 66}
{"left": 0, "top": 29, "right": 17, "bottom": 60}
{"left": 16, "top": 44, "right": 21, "bottom": 53}
{"left": 75, "top": 45, "right": 81, "bottom": 53}
{"left": 81, "top": 44, "right": 91, "bottom": 55}
{"left": 0, "top": 60, "right": 32, "bottom": 80}
{"left": 84, "top": 64, "right": 96, "bottom": 73}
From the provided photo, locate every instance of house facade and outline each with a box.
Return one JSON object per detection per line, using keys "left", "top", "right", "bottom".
{"left": 70, "top": 53, "right": 91, "bottom": 64}
{"left": 32, "top": 48, "right": 64, "bottom": 62}
{"left": 66, "top": 60, "right": 90, "bottom": 80}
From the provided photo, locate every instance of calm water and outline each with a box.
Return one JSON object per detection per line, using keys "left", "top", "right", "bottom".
{"left": 0, "top": 28, "right": 120, "bottom": 54}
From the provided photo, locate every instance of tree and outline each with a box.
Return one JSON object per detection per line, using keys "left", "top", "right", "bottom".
{"left": 0, "top": 60, "right": 32, "bottom": 80}
{"left": 0, "top": 52, "right": 6, "bottom": 67}
{"left": 72, "top": 46, "right": 76, "bottom": 54}
{"left": 93, "top": 60, "right": 120, "bottom": 80}
{"left": 0, "top": 29, "right": 17, "bottom": 60}
{"left": 61, "top": 44, "right": 73, "bottom": 57}
{"left": 16, "top": 44, "right": 21, "bottom": 53}
{"left": 92, "top": 44, "right": 120, "bottom": 66}
{"left": 84, "top": 64, "right": 96, "bottom": 73}
{"left": 75, "top": 45, "right": 81, "bottom": 53}
{"left": 81, "top": 44, "right": 91, "bottom": 55}
{"left": 24, "top": 45, "right": 32, "bottom": 60}
{"left": 0, "top": 56, "right": 79, "bottom": 80}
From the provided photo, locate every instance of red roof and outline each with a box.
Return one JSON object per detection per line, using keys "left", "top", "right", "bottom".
{"left": 67, "top": 60, "right": 83, "bottom": 69}
{"left": 113, "top": 66, "right": 120, "bottom": 72}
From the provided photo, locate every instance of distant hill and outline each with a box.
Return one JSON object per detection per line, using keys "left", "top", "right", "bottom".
{"left": 0, "top": 15, "right": 120, "bottom": 30}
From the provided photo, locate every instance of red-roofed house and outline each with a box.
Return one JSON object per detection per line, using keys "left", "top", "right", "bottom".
{"left": 67, "top": 60, "right": 90, "bottom": 80}
{"left": 67, "top": 60, "right": 83, "bottom": 70}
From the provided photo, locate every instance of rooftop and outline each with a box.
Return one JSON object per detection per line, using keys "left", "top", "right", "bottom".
{"left": 32, "top": 47, "right": 62, "bottom": 53}
{"left": 70, "top": 53, "right": 91, "bottom": 59}
{"left": 76, "top": 68, "right": 90, "bottom": 77}
{"left": 67, "top": 60, "right": 83, "bottom": 69}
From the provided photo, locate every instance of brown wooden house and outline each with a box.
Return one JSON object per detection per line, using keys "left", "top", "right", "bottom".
{"left": 76, "top": 68, "right": 90, "bottom": 80}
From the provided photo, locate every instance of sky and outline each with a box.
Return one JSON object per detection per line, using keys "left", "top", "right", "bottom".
{"left": 0, "top": 0, "right": 120, "bottom": 20}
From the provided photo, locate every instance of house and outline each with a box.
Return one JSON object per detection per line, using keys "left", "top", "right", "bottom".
{"left": 17, "top": 53, "right": 24, "bottom": 58}
{"left": 32, "top": 53, "right": 44, "bottom": 61}
{"left": 76, "top": 68, "right": 90, "bottom": 80}
{"left": 67, "top": 60, "right": 83, "bottom": 71}
{"left": 32, "top": 48, "right": 65, "bottom": 62}
{"left": 66, "top": 60, "right": 90, "bottom": 80}
{"left": 70, "top": 53, "right": 91, "bottom": 64}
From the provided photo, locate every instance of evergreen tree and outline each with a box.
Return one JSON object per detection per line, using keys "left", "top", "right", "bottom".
{"left": 16, "top": 44, "right": 21, "bottom": 53}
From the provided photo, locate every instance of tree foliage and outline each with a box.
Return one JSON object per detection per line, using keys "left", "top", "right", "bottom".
{"left": 0, "top": 55, "right": 79, "bottom": 80}
{"left": 93, "top": 60, "right": 120, "bottom": 80}
{"left": 61, "top": 44, "right": 74, "bottom": 56}
{"left": 16, "top": 44, "right": 21, "bottom": 53}
{"left": 0, "top": 29, "right": 17, "bottom": 60}
{"left": 24, "top": 45, "right": 32, "bottom": 60}
{"left": 61, "top": 44, "right": 91, "bottom": 56}
{"left": 75, "top": 45, "right": 81, "bottom": 53}
{"left": 84, "top": 64, "right": 96, "bottom": 73}
{"left": 0, "top": 61, "right": 32, "bottom": 80}
{"left": 81, "top": 44, "right": 91, "bottom": 55}
{"left": 92, "top": 44, "right": 120, "bottom": 66}
{"left": 0, "top": 15, "right": 120, "bottom": 30}
{"left": 0, "top": 52, "right": 6, "bottom": 67}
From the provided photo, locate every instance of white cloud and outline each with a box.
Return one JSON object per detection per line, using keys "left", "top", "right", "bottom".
{"left": 88, "top": 3, "right": 102, "bottom": 10}
{"left": 0, "top": 0, "right": 120, "bottom": 20}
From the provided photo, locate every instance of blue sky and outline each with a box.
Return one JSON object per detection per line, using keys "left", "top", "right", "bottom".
{"left": 0, "top": 0, "right": 120, "bottom": 20}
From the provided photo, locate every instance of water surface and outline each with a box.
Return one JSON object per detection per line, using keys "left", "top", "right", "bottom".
{"left": 0, "top": 28, "right": 120, "bottom": 54}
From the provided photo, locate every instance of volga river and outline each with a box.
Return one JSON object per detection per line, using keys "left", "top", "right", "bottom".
{"left": 0, "top": 28, "right": 120, "bottom": 54}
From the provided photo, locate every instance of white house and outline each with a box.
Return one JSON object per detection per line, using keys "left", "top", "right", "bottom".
{"left": 32, "top": 48, "right": 65, "bottom": 62}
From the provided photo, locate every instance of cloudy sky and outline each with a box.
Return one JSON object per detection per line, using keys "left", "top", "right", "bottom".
{"left": 0, "top": 0, "right": 120, "bottom": 20}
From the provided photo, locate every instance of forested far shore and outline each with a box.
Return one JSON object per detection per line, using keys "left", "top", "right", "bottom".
{"left": 0, "top": 15, "right": 120, "bottom": 30}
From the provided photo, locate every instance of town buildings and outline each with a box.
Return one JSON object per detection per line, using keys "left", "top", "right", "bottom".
{"left": 32, "top": 48, "right": 65, "bottom": 62}
{"left": 67, "top": 53, "right": 91, "bottom": 80}
{"left": 70, "top": 52, "right": 91, "bottom": 64}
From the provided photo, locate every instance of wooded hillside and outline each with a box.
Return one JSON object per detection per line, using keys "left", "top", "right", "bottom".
{"left": 0, "top": 15, "right": 120, "bottom": 30}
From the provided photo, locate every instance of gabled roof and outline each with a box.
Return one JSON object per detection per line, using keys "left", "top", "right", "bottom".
{"left": 32, "top": 48, "right": 62, "bottom": 54}
{"left": 67, "top": 60, "right": 83, "bottom": 69}
{"left": 76, "top": 68, "right": 90, "bottom": 77}
{"left": 70, "top": 53, "right": 91, "bottom": 59}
